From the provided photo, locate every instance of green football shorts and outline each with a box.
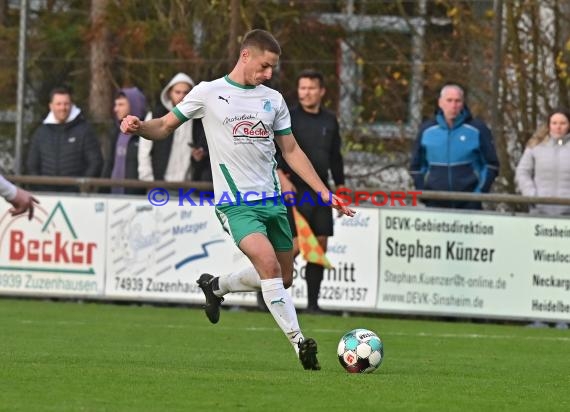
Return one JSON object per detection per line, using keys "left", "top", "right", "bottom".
{"left": 215, "top": 198, "right": 293, "bottom": 251}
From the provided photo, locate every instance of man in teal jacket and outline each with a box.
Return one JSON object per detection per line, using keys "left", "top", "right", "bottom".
{"left": 410, "top": 83, "right": 500, "bottom": 210}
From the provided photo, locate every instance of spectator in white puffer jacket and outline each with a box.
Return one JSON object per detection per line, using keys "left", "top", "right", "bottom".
{"left": 516, "top": 108, "right": 570, "bottom": 330}
{"left": 516, "top": 108, "right": 570, "bottom": 216}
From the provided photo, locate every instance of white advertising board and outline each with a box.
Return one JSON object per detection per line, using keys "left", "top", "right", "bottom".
{"left": 103, "top": 199, "right": 379, "bottom": 310}
{"left": 6, "top": 193, "right": 567, "bottom": 322}
{"left": 377, "top": 208, "right": 570, "bottom": 321}
{"left": 0, "top": 195, "right": 106, "bottom": 296}
{"left": 290, "top": 207, "right": 379, "bottom": 310}
{"left": 104, "top": 199, "right": 252, "bottom": 303}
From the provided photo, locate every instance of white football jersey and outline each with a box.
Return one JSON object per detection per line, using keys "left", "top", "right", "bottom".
{"left": 173, "top": 75, "right": 292, "bottom": 204}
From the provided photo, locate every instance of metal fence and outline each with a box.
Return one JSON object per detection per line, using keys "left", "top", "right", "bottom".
{"left": 6, "top": 175, "right": 570, "bottom": 209}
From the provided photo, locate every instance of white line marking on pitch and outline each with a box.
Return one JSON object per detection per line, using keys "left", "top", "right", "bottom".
{"left": 244, "top": 326, "right": 570, "bottom": 342}
{"left": 18, "top": 320, "right": 570, "bottom": 343}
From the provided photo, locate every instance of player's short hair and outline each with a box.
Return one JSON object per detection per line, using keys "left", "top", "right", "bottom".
{"left": 49, "top": 87, "right": 72, "bottom": 103}
{"left": 240, "top": 29, "right": 281, "bottom": 55}
{"left": 296, "top": 69, "right": 325, "bottom": 88}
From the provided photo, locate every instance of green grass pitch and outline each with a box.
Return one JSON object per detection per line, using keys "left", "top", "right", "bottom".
{"left": 1, "top": 298, "right": 568, "bottom": 412}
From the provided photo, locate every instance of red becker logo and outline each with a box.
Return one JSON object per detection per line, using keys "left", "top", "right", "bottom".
{"left": 0, "top": 201, "right": 97, "bottom": 274}
{"left": 232, "top": 120, "right": 270, "bottom": 138}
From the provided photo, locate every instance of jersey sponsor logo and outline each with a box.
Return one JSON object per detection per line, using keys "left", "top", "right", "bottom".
{"left": 218, "top": 95, "right": 230, "bottom": 104}
{"left": 223, "top": 113, "right": 256, "bottom": 124}
{"left": 232, "top": 120, "right": 270, "bottom": 140}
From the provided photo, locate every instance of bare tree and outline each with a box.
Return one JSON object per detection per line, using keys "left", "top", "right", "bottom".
{"left": 0, "top": 0, "right": 6, "bottom": 26}
{"left": 498, "top": 1, "right": 570, "bottom": 191}
{"left": 228, "top": 0, "right": 241, "bottom": 71}
{"left": 88, "top": 0, "right": 113, "bottom": 129}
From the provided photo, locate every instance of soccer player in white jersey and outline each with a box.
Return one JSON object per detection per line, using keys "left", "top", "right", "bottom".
{"left": 120, "top": 29, "right": 354, "bottom": 371}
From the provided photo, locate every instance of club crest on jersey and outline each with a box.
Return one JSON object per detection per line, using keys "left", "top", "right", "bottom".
{"left": 262, "top": 99, "right": 272, "bottom": 112}
{"left": 232, "top": 120, "right": 270, "bottom": 143}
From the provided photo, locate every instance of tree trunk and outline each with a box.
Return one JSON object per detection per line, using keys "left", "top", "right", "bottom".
{"left": 228, "top": 0, "right": 240, "bottom": 71}
{"left": 89, "top": 0, "right": 113, "bottom": 156}
{"left": 0, "top": 0, "right": 6, "bottom": 26}
{"left": 557, "top": 0, "right": 570, "bottom": 108}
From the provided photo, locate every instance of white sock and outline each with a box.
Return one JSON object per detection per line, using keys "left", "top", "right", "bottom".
{"left": 261, "top": 277, "right": 304, "bottom": 355}
{"left": 214, "top": 266, "right": 261, "bottom": 297}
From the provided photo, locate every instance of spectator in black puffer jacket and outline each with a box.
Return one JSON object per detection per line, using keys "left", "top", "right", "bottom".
{"left": 26, "top": 87, "right": 103, "bottom": 192}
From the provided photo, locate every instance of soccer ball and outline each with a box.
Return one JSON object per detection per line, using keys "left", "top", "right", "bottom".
{"left": 337, "top": 328, "right": 384, "bottom": 373}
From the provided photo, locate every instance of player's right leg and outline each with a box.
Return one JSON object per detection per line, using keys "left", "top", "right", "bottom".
{"left": 196, "top": 273, "right": 224, "bottom": 324}
{"left": 196, "top": 266, "right": 262, "bottom": 324}
{"left": 196, "top": 203, "right": 267, "bottom": 324}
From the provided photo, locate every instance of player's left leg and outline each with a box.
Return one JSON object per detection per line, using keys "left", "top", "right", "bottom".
{"left": 267, "top": 204, "right": 319, "bottom": 370}
{"left": 274, "top": 248, "right": 320, "bottom": 370}
{"left": 256, "top": 205, "right": 298, "bottom": 310}
{"left": 243, "top": 237, "right": 318, "bottom": 370}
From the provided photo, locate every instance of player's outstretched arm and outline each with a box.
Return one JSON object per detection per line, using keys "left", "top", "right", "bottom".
{"left": 275, "top": 133, "right": 355, "bottom": 217}
{"left": 1, "top": 175, "right": 38, "bottom": 220}
{"left": 121, "top": 111, "right": 182, "bottom": 141}
{"left": 9, "top": 188, "right": 39, "bottom": 220}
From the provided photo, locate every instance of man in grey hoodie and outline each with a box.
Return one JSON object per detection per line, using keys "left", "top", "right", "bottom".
{"left": 138, "top": 73, "right": 211, "bottom": 183}
{"left": 26, "top": 87, "right": 103, "bottom": 192}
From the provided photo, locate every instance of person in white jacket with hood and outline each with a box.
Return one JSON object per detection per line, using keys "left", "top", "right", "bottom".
{"left": 138, "top": 73, "right": 210, "bottom": 182}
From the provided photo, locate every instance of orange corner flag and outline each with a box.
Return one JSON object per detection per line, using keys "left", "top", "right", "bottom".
{"left": 292, "top": 207, "right": 333, "bottom": 269}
